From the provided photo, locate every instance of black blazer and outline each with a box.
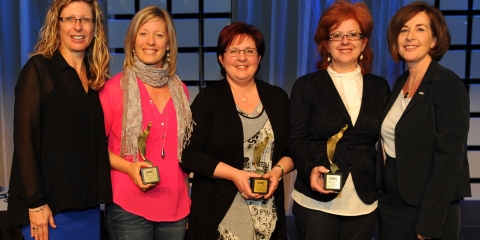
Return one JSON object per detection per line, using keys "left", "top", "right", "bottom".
{"left": 375, "top": 60, "right": 471, "bottom": 237}
{"left": 289, "top": 70, "right": 390, "bottom": 204}
{"left": 181, "top": 79, "right": 289, "bottom": 240}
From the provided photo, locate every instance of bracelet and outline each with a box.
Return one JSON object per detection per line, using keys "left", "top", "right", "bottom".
{"left": 274, "top": 164, "right": 284, "bottom": 181}
{"left": 29, "top": 204, "right": 46, "bottom": 212}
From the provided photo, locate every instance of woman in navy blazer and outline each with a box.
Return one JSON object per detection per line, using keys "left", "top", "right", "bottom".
{"left": 377, "top": 2, "right": 471, "bottom": 240}
{"left": 289, "top": 2, "right": 390, "bottom": 240}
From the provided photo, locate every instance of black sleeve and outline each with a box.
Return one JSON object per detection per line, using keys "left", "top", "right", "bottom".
{"left": 12, "top": 58, "right": 47, "bottom": 208}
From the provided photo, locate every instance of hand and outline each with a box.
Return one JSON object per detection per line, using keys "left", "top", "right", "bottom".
{"left": 230, "top": 169, "right": 263, "bottom": 200}
{"left": 126, "top": 161, "right": 156, "bottom": 191}
{"left": 28, "top": 204, "right": 56, "bottom": 240}
{"left": 262, "top": 166, "right": 283, "bottom": 199}
{"left": 310, "top": 166, "right": 335, "bottom": 194}
{"left": 416, "top": 234, "right": 432, "bottom": 240}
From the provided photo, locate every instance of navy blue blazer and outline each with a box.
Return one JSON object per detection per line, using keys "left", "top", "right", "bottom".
{"left": 375, "top": 60, "right": 471, "bottom": 237}
{"left": 289, "top": 70, "right": 390, "bottom": 204}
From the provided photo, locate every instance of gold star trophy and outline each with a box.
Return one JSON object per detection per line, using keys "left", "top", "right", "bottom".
{"left": 249, "top": 132, "right": 271, "bottom": 194}
{"left": 324, "top": 124, "right": 348, "bottom": 191}
{"left": 138, "top": 123, "right": 160, "bottom": 184}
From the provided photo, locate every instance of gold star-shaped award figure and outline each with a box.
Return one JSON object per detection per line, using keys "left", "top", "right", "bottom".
{"left": 324, "top": 124, "right": 348, "bottom": 191}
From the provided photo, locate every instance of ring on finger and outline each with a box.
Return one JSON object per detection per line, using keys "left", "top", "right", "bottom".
{"left": 33, "top": 227, "right": 38, "bottom": 230}
{"left": 241, "top": 192, "right": 247, "bottom": 199}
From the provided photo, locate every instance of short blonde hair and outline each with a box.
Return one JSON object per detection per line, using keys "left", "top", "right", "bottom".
{"left": 123, "top": 6, "right": 178, "bottom": 78}
{"left": 32, "top": 0, "right": 110, "bottom": 90}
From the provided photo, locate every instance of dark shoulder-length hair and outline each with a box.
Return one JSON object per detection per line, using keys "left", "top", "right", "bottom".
{"left": 387, "top": 1, "right": 450, "bottom": 62}
{"left": 216, "top": 22, "right": 265, "bottom": 77}
{"left": 314, "top": 1, "right": 373, "bottom": 75}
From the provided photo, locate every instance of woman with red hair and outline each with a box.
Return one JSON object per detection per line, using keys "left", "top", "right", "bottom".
{"left": 288, "top": 1, "right": 390, "bottom": 239}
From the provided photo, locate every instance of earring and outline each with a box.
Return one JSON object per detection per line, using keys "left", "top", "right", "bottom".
{"left": 166, "top": 51, "right": 170, "bottom": 62}
{"left": 327, "top": 53, "right": 331, "bottom": 63}
{"left": 94, "top": 33, "right": 97, "bottom": 38}
{"left": 359, "top": 52, "right": 364, "bottom": 61}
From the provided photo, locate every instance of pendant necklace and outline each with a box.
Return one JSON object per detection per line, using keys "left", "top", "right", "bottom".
{"left": 404, "top": 77, "right": 415, "bottom": 98}
{"left": 233, "top": 82, "right": 256, "bottom": 103}
{"left": 149, "top": 99, "right": 169, "bottom": 159}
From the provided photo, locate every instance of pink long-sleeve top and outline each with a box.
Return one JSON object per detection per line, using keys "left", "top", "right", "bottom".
{"left": 99, "top": 72, "right": 190, "bottom": 221}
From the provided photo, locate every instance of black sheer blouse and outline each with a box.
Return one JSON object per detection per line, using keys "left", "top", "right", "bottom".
{"left": 7, "top": 50, "right": 112, "bottom": 226}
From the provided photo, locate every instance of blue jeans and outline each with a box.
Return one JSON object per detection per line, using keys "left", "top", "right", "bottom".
{"left": 105, "top": 203, "right": 187, "bottom": 240}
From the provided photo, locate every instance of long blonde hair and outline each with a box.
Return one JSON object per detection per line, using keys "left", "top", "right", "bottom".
{"left": 123, "top": 6, "right": 178, "bottom": 78}
{"left": 32, "top": 0, "right": 110, "bottom": 90}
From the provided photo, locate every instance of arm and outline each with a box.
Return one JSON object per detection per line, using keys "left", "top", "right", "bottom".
{"left": 415, "top": 72, "right": 470, "bottom": 237}
{"left": 288, "top": 77, "right": 332, "bottom": 194}
{"left": 262, "top": 156, "right": 295, "bottom": 199}
{"left": 13, "top": 59, "right": 56, "bottom": 238}
{"left": 181, "top": 89, "right": 261, "bottom": 198}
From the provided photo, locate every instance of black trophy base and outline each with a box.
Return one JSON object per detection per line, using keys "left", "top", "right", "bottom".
{"left": 249, "top": 177, "right": 270, "bottom": 194}
{"left": 140, "top": 166, "right": 160, "bottom": 184}
{"left": 324, "top": 172, "right": 343, "bottom": 191}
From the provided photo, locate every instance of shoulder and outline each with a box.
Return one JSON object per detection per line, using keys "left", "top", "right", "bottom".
{"left": 430, "top": 62, "right": 465, "bottom": 91}
{"left": 256, "top": 79, "right": 288, "bottom": 98}
{"left": 100, "top": 72, "right": 123, "bottom": 97}
{"left": 364, "top": 73, "right": 390, "bottom": 89}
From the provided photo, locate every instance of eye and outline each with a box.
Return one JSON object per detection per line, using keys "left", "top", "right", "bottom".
{"left": 155, "top": 33, "right": 164, "bottom": 38}
{"left": 81, "top": 17, "right": 91, "bottom": 24}
{"left": 245, "top": 49, "right": 255, "bottom": 55}
{"left": 228, "top": 49, "right": 238, "bottom": 54}
{"left": 65, "top": 16, "right": 75, "bottom": 22}
{"left": 417, "top": 27, "right": 425, "bottom": 32}
{"left": 349, "top": 32, "right": 358, "bottom": 37}
{"left": 332, "top": 33, "right": 342, "bottom": 39}
{"left": 400, "top": 28, "right": 409, "bottom": 33}
{"left": 139, "top": 32, "right": 147, "bottom": 36}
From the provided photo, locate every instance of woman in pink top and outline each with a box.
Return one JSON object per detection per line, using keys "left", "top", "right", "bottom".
{"left": 99, "top": 6, "right": 193, "bottom": 240}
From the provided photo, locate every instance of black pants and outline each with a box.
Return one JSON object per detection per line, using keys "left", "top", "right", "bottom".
{"left": 379, "top": 156, "right": 461, "bottom": 240}
{"left": 293, "top": 201, "right": 377, "bottom": 240}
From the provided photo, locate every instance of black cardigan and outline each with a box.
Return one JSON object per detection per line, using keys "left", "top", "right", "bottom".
{"left": 181, "top": 79, "right": 289, "bottom": 240}
{"left": 7, "top": 51, "right": 112, "bottom": 226}
{"left": 289, "top": 70, "right": 390, "bottom": 204}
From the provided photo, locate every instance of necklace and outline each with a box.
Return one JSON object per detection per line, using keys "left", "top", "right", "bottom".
{"left": 149, "top": 99, "right": 170, "bottom": 159}
{"left": 233, "top": 82, "right": 256, "bottom": 103}
{"left": 404, "top": 77, "right": 415, "bottom": 98}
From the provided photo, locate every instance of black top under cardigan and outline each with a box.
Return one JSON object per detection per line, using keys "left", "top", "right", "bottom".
{"left": 7, "top": 51, "right": 112, "bottom": 226}
{"left": 289, "top": 70, "right": 390, "bottom": 204}
{"left": 181, "top": 79, "right": 289, "bottom": 240}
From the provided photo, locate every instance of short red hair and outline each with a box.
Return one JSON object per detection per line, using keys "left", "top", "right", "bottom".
{"left": 314, "top": 1, "right": 373, "bottom": 75}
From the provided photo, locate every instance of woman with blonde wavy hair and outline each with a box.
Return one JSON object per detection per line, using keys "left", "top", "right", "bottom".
{"left": 100, "top": 6, "right": 193, "bottom": 240}
{"left": 7, "top": 0, "right": 112, "bottom": 239}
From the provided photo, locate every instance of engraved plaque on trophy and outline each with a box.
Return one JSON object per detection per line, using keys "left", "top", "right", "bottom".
{"left": 249, "top": 177, "right": 271, "bottom": 194}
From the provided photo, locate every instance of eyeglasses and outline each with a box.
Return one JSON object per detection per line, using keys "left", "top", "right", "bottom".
{"left": 225, "top": 48, "right": 257, "bottom": 57}
{"left": 329, "top": 31, "right": 364, "bottom": 41}
{"left": 59, "top": 16, "right": 95, "bottom": 25}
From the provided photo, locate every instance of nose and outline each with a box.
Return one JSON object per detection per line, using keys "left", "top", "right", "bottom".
{"left": 406, "top": 30, "right": 415, "bottom": 40}
{"left": 237, "top": 50, "right": 246, "bottom": 60}
{"left": 147, "top": 34, "right": 155, "bottom": 45}
{"left": 73, "top": 20, "right": 82, "bottom": 30}
{"left": 340, "top": 35, "right": 350, "bottom": 44}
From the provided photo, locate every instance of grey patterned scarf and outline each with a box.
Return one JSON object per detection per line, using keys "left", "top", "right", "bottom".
{"left": 120, "top": 56, "right": 193, "bottom": 162}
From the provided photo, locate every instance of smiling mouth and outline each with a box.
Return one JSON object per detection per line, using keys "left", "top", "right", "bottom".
{"left": 71, "top": 36, "right": 85, "bottom": 40}
{"left": 143, "top": 49, "right": 158, "bottom": 53}
{"left": 339, "top": 49, "right": 352, "bottom": 53}
{"left": 405, "top": 46, "right": 417, "bottom": 49}
{"left": 236, "top": 65, "right": 248, "bottom": 69}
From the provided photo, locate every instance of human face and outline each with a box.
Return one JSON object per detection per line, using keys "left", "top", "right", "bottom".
{"left": 58, "top": 1, "right": 95, "bottom": 56}
{"left": 397, "top": 11, "right": 436, "bottom": 66}
{"left": 325, "top": 19, "right": 367, "bottom": 73}
{"left": 134, "top": 17, "right": 169, "bottom": 68}
{"left": 219, "top": 36, "right": 261, "bottom": 84}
